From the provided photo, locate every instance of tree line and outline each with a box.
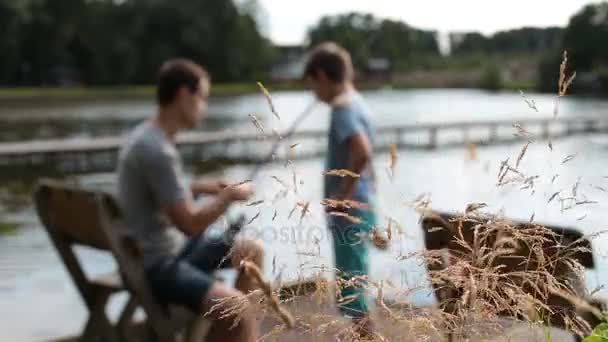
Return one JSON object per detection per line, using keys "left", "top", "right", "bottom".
{"left": 0, "top": 0, "right": 274, "bottom": 86}
{"left": 0, "top": 0, "right": 606, "bottom": 93}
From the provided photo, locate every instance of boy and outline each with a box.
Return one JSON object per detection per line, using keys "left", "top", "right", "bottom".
{"left": 303, "top": 42, "right": 377, "bottom": 338}
{"left": 116, "top": 58, "right": 264, "bottom": 341}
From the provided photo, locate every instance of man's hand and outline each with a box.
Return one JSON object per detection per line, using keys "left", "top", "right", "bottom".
{"left": 191, "top": 179, "right": 229, "bottom": 196}
{"left": 164, "top": 182, "right": 254, "bottom": 237}
{"left": 222, "top": 183, "right": 254, "bottom": 201}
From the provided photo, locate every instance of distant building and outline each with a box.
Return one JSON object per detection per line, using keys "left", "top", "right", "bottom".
{"left": 47, "top": 65, "right": 81, "bottom": 86}
{"left": 363, "top": 57, "right": 392, "bottom": 82}
{"left": 270, "top": 45, "right": 306, "bottom": 82}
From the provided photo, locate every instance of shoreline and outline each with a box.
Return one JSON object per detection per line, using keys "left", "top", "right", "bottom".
{"left": 0, "top": 80, "right": 543, "bottom": 102}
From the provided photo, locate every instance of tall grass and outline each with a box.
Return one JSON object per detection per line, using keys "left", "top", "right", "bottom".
{"left": 206, "top": 53, "right": 604, "bottom": 341}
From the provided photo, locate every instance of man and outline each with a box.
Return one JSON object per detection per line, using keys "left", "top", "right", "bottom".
{"left": 117, "top": 58, "right": 263, "bottom": 341}
{"left": 303, "top": 42, "right": 378, "bottom": 338}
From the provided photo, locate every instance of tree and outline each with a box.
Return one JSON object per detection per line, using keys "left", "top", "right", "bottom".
{"left": 307, "top": 12, "right": 440, "bottom": 72}
{"left": 450, "top": 32, "right": 489, "bottom": 55}
{"left": 3, "top": 0, "right": 274, "bottom": 86}
{"left": 0, "top": 0, "right": 25, "bottom": 84}
{"left": 538, "top": 3, "right": 608, "bottom": 93}
{"left": 562, "top": 3, "right": 608, "bottom": 72}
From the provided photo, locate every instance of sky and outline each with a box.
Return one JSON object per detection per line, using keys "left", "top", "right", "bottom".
{"left": 256, "top": 0, "right": 605, "bottom": 45}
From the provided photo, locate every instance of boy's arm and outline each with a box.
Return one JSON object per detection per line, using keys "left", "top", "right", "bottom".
{"left": 327, "top": 108, "right": 373, "bottom": 205}
{"left": 332, "top": 133, "right": 372, "bottom": 201}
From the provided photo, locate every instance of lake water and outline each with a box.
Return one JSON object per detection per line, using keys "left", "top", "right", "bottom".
{"left": 2, "top": 88, "right": 608, "bottom": 341}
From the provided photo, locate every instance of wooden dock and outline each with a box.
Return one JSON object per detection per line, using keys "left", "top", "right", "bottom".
{"left": 1, "top": 116, "right": 607, "bottom": 174}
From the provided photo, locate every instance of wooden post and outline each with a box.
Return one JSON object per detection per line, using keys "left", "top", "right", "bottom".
{"left": 585, "top": 120, "right": 596, "bottom": 133}
{"left": 428, "top": 127, "right": 438, "bottom": 149}
{"left": 542, "top": 121, "right": 550, "bottom": 139}
{"left": 396, "top": 128, "right": 403, "bottom": 148}
{"left": 565, "top": 122, "right": 573, "bottom": 136}
{"left": 489, "top": 124, "right": 498, "bottom": 143}
{"left": 463, "top": 127, "right": 470, "bottom": 145}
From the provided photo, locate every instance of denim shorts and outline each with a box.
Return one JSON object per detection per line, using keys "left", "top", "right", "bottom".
{"left": 145, "top": 233, "right": 232, "bottom": 313}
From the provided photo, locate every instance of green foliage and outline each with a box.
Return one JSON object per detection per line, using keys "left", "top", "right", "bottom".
{"left": 307, "top": 12, "right": 440, "bottom": 71}
{"left": 0, "top": 0, "right": 275, "bottom": 86}
{"left": 0, "top": 221, "right": 19, "bottom": 235}
{"left": 450, "top": 27, "right": 563, "bottom": 56}
{"left": 584, "top": 323, "right": 608, "bottom": 342}
{"left": 479, "top": 62, "right": 503, "bottom": 91}
{"left": 562, "top": 3, "right": 608, "bottom": 71}
{"left": 538, "top": 3, "right": 608, "bottom": 93}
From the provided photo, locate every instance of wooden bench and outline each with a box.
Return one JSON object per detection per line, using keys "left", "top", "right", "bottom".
{"left": 34, "top": 179, "right": 205, "bottom": 341}
{"left": 420, "top": 210, "right": 605, "bottom": 341}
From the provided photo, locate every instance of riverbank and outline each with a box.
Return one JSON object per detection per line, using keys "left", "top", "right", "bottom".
{"left": 0, "top": 82, "right": 301, "bottom": 101}
{"left": 0, "top": 79, "right": 539, "bottom": 102}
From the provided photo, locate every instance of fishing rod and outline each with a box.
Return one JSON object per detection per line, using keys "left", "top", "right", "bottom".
{"left": 223, "top": 100, "right": 318, "bottom": 238}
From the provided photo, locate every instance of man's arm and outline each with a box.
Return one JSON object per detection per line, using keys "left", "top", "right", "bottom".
{"left": 190, "top": 179, "right": 228, "bottom": 196}
{"left": 333, "top": 132, "right": 373, "bottom": 201}
{"left": 139, "top": 144, "right": 251, "bottom": 237}
{"left": 163, "top": 184, "right": 252, "bottom": 237}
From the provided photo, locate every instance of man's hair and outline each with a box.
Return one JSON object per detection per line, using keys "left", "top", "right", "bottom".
{"left": 303, "top": 42, "right": 354, "bottom": 83}
{"left": 156, "top": 58, "right": 209, "bottom": 106}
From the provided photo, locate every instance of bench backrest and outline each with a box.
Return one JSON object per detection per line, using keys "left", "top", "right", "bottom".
{"left": 34, "top": 179, "right": 179, "bottom": 340}
{"left": 34, "top": 179, "right": 111, "bottom": 250}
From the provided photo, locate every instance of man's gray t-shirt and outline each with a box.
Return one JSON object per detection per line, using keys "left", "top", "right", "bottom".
{"left": 116, "top": 121, "right": 188, "bottom": 268}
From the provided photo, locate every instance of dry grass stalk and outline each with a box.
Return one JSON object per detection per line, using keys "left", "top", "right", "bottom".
{"left": 562, "top": 153, "right": 577, "bottom": 165}
{"left": 257, "top": 82, "right": 280, "bottom": 120}
{"left": 228, "top": 179, "right": 252, "bottom": 188}
{"left": 292, "top": 170, "right": 298, "bottom": 193}
{"left": 555, "top": 50, "right": 577, "bottom": 118}
{"left": 247, "top": 200, "right": 264, "bottom": 207}
{"left": 241, "top": 260, "right": 295, "bottom": 328}
{"left": 297, "top": 201, "right": 310, "bottom": 223}
{"left": 465, "top": 203, "right": 487, "bottom": 215}
{"left": 246, "top": 212, "right": 260, "bottom": 225}
{"left": 248, "top": 113, "right": 265, "bottom": 133}
{"left": 323, "top": 169, "right": 360, "bottom": 178}
{"left": 519, "top": 90, "right": 539, "bottom": 112}
{"left": 515, "top": 141, "right": 530, "bottom": 169}
{"left": 558, "top": 51, "right": 577, "bottom": 97}
{"left": 387, "top": 144, "right": 398, "bottom": 179}
{"left": 204, "top": 291, "right": 259, "bottom": 329}
{"left": 270, "top": 175, "right": 287, "bottom": 188}
{"left": 321, "top": 198, "right": 372, "bottom": 213}
{"left": 512, "top": 123, "right": 534, "bottom": 139}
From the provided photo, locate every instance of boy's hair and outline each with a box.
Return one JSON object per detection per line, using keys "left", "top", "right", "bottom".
{"left": 303, "top": 42, "right": 354, "bottom": 83}
{"left": 156, "top": 58, "right": 209, "bottom": 106}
